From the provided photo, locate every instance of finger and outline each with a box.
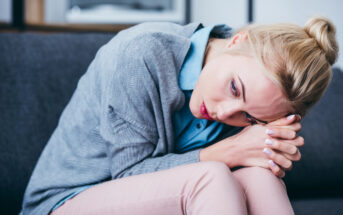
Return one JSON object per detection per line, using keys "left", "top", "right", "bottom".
{"left": 263, "top": 148, "right": 293, "bottom": 170}
{"left": 265, "top": 128, "right": 296, "bottom": 140}
{"left": 267, "top": 115, "right": 294, "bottom": 127}
{"left": 268, "top": 114, "right": 300, "bottom": 126}
{"left": 282, "top": 136, "right": 305, "bottom": 147}
{"left": 272, "top": 122, "right": 302, "bottom": 132}
{"left": 278, "top": 149, "right": 302, "bottom": 162}
{"left": 268, "top": 160, "right": 286, "bottom": 178}
{"left": 265, "top": 138, "right": 298, "bottom": 155}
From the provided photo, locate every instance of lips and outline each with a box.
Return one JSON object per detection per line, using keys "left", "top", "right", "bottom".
{"left": 200, "top": 102, "right": 214, "bottom": 120}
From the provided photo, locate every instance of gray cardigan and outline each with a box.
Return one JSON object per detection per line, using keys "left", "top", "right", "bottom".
{"left": 20, "top": 22, "right": 204, "bottom": 215}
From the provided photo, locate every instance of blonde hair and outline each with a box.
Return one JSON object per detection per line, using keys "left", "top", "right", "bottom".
{"left": 223, "top": 16, "right": 339, "bottom": 116}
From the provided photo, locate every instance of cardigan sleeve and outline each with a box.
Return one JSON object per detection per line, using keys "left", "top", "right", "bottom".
{"left": 104, "top": 110, "right": 200, "bottom": 179}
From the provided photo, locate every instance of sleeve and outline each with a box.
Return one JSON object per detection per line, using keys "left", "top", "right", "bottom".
{"left": 96, "top": 30, "right": 200, "bottom": 179}
{"left": 104, "top": 110, "right": 200, "bottom": 179}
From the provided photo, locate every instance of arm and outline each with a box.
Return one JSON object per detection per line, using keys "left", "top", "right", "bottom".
{"left": 102, "top": 110, "right": 201, "bottom": 179}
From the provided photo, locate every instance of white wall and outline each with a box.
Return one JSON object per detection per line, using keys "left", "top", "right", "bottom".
{"left": 0, "top": 0, "right": 12, "bottom": 23}
{"left": 255, "top": 0, "right": 343, "bottom": 68}
{"left": 44, "top": 0, "right": 68, "bottom": 23}
{"left": 191, "top": 0, "right": 247, "bottom": 29}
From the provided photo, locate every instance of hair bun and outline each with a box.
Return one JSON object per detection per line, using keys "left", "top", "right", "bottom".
{"left": 304, "top": 16, "right": 338, "bottom": 65}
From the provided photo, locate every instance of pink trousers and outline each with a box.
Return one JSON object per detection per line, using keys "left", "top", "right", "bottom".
{"left": 51, "top": 161, "right": 294, "bottom": 215}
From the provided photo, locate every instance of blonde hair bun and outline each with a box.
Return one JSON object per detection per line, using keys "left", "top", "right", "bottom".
{"left": 304, "top": 16, "right": 339, "bottom": 65}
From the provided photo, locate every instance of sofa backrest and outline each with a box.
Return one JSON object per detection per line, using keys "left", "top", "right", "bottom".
{"left": 0, "top": 32, "right": 114, "bottom": 215}
{"left": 285, "top": 67, "right": 343, "bottom": 197}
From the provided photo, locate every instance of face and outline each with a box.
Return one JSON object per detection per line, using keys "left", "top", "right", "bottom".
{"left": 189, "top": 46, "right": 290, "bottom": 127}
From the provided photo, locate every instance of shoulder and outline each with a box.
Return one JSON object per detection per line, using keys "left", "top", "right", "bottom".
{"left": 101, "top": 22, "right": 201, "bottom": 54}
{"left": 116, "top": 22, "right": 202, "bottom": 40}
{"left": 95, "top": 22, "right": 201, "bottom": 79}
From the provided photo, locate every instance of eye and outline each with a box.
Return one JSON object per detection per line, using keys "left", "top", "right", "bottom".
{"left": 245, "top": 112, "right": 257, "bottom": 124}
{"left": 230, "top": 79, "right": 240, "bottom": 97}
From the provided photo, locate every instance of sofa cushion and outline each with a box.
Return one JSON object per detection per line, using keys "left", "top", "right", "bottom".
{"left": 291, "top": 197, "right": 343, "bottom": 215}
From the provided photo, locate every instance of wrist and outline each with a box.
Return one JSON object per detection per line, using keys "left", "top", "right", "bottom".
{"left": 199, "top": 138, "right": 241, "bottom": 168}
{"left": 199, "top": 148, "right": 210, "bottom": 162}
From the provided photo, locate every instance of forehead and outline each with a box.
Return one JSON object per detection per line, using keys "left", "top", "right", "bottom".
{"left": 237, "top": 57, "right": 289, "bottom": 121}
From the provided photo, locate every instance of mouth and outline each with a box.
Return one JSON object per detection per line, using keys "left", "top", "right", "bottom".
{"left": 200, "top": 102, "right": 214, "bottom": 121}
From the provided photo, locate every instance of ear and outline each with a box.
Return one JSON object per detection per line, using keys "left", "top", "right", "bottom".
{"left": 227, "top": 32, "right": 248, "bottom": 49}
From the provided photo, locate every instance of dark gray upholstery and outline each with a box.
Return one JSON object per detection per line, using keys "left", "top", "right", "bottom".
{"left": 0, "top": 32, "right": 114, "bottom": 215}
{"left": 0, "top": 32, "right": 342, "bottom": 215}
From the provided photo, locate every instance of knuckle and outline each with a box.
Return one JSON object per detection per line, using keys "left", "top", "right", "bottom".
{"left": 276, "top": 168, "right": 283, "bottom": 177}
{"left": 293, "top": 122, "right": 301, "bottom": 130}
{"left": 273, "top": 141, "right": 280, "bottom": 149}
{"left": 280, "top": 171, "right": 286, "bottom": 178}
{"left": 296, "top": 151, "right": 302, "bottom": 161}
{"left": 289, "top": 131, "right": 296, "bottom": 139}
{"left": 284, "top": 160, "right": 292, "bottom": 169}
{"left": 298, "top": 123, "right": 302, "bottom": 130}
{"left": 289, "top": 146, "right": 297, "bottom": 155}
{"left": 298, "top": 136, "right": 305, "bottom": 146}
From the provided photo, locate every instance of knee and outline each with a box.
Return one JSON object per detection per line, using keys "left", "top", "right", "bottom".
{"left": 197, "top": 161, "right": 231, "bottom": 177}
{"left": 236, "top": 167, "right": 275, "bottom": 180}
{"left": 190, "top": 161, "right": 246, "bottom": 199}
{"left": 235, "top": 167, "right": 286, "bottom": 188}
{"left": 242, "top": 166, "right": 273, "bottom": 176}
{"left": 191, "top": 161, "right": 238, "bottom": 186}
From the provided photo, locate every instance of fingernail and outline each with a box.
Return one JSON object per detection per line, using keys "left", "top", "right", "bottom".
{"left": 269, "top": 160, "right": 276, "bottom": 167}
{"left": 265, "top": 139, "right": 274, "bottom": 146}
{"left": 266, "top": 129, "right": 274, "bottom": 135}
{"left": 287, "top": 114, "right": 295, "bottom": 120}
{"left": 263, "top": 148, "right": 272, "bottom": 155}
{"left": 296, "top": 114, "right": 302, "bottom": 120}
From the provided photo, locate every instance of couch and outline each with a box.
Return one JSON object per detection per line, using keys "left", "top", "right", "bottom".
{"left": 0, "top": 31, "right": 342, "bottom": 215}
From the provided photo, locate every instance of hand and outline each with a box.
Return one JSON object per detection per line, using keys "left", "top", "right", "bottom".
{"left": 263, "top": 114, "right": 304, "bottom": 177}
{"left": 199, "top": 115, "right": 304, "bottom": 178}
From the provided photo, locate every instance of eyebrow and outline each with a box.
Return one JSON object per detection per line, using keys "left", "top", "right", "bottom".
{"left": 237, "top": 75, "right": 268, "bottom": 124}
{"left": 237, "top": 76, "right": 246, "bottom": 103}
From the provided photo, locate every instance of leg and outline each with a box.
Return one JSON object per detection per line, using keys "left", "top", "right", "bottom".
{"left": 51, "top": 161, "right": 247, "bottom": 215}
{"left": 232, "top": 167, "right": 294, "bottom": 215}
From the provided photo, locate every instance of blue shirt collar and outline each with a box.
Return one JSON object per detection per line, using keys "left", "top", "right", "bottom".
{"left": 179, "top": 24, "right": 232, "bottom": 90}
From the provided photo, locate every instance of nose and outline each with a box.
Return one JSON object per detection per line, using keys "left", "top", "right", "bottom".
{"left": 216, "top": 101, "right": 240, "bottom": 121}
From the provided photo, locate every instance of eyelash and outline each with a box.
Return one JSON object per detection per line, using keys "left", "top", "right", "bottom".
{"left": 230, "top": 80, "right": 256, "bottom": 124}
{"left": 230, "top": 79, "right": 239, "bottom": 97}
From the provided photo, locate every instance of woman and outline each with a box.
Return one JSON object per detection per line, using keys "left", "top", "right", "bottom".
{"left": 20, "top": 16, "right": 338, "bottom": 215}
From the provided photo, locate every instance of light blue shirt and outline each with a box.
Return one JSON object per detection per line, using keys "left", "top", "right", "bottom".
{"left": 173, "top": 24, "right": 232, "bottom": 153}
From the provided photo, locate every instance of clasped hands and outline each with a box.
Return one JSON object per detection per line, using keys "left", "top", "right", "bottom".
{"left": 199, "top": 114, "right": 304, "bottom": 178}
{"left": 256, "top": 114, "right": 303, "bottom": 178}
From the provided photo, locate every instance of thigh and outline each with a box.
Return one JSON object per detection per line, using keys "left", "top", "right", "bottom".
{"left": 51, "top": 165, "right": 192, "bottom": 215}
{"left": 51, "top": 161, "right": 247, "bottom": 215}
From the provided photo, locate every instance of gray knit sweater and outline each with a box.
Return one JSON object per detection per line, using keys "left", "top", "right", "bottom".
{"left": 20, "top": 22, "right": 203, "bottom": 215}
